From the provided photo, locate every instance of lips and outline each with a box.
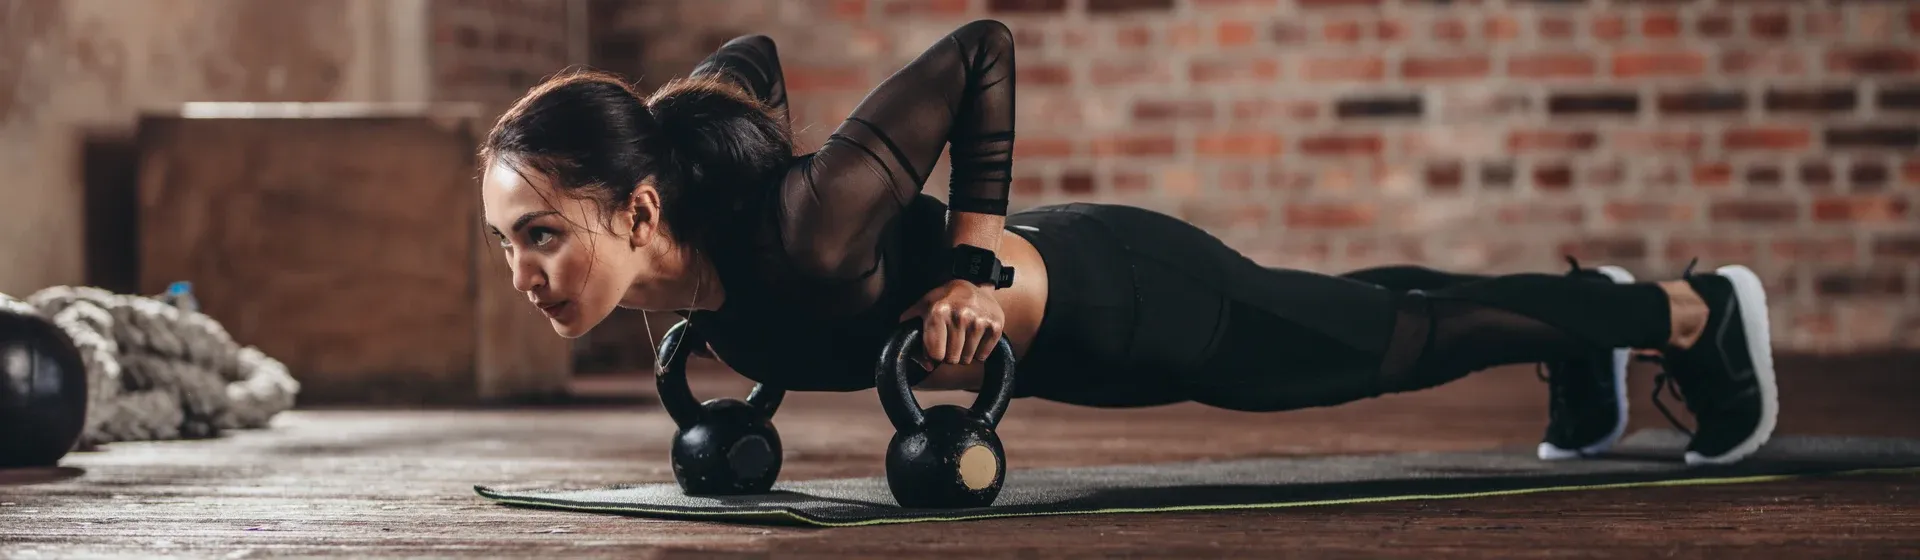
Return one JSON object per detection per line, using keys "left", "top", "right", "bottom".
{"left": 536, "top": 300, "right": 570, "bottom": 319}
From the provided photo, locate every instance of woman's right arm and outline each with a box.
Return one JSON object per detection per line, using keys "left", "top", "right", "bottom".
{"left": 690, "top": 35, "right": 791, "bottom": 130}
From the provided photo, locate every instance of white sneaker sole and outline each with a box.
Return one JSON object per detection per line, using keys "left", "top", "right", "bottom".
{"left": 1683, "top": 264, "right": 1780, "bottom": 467}
{"left": 1538, "top": 265, "right": 1637, "bottom": 461}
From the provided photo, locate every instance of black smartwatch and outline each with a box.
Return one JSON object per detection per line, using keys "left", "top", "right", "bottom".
{"left": 950, "top": 244, "right": 1016, "bottom": 289}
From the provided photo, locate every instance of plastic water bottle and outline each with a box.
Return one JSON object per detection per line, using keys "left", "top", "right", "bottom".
{"left": 161, "top": 281, "right": 200, "bottom": 314}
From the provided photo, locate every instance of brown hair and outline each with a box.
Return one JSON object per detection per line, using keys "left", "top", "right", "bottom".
{"left": 480, "top": 68, "right": 791, "bottom": 249}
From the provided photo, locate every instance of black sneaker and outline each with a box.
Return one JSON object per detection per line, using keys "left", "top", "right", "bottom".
{"left": 1645, "top": 263, "right": 1779, "bottom": 466}
{"left": 1537, "top": 259, "right": 1636, "bottom": 461}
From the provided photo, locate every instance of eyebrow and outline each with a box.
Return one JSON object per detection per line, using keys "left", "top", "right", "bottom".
{"left": 487, "top": 210, "right": 559, "bottom": 235}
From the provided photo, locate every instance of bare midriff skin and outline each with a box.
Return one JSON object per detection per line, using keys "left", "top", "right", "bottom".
{"left": 910, "top": 246, "right": 1714, "bottom": 393}
{"left": 915, "top": 231, "right": 1049, "bottom": 392}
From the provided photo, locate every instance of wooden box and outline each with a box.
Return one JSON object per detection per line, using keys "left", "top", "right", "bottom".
{"left": 134, "top": 103, "right": 572, "bottom": 405}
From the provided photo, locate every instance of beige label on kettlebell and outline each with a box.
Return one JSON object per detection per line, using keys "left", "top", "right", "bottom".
{"left": 958, "top": 445, "right": 998, "bottom": 490}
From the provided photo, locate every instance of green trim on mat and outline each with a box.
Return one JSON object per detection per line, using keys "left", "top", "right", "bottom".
{"left": 475, "top": 466, "right": 1920, "bottom": 528}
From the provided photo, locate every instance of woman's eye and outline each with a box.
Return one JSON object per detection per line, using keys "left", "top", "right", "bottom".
{"left": 529, "top": 229, "right": 557, "bottom": 246}
{"left": 496, "top": 235, "right": 512, "bottom": 249}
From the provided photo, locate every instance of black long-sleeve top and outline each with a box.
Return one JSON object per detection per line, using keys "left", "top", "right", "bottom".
{"left": 677, "top": 20, "right": 1017, "bottom": 392}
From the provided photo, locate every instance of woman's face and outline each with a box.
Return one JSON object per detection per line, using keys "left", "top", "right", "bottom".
{"left": 480, "top": 160, "right": 643, "bottom": 339}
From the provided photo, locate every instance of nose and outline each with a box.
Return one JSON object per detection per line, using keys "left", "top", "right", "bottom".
{"left": 508, "top": 250, "right": 545, "bottom": 295}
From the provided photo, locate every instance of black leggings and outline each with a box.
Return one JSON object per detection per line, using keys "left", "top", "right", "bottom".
{"left": 1004, "top": 203, "right": 1672, "bottom": 410}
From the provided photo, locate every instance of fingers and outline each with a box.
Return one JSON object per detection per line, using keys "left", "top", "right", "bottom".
{"left": 973, "top": 320, "right": 1000, "bottom": 364}
{"left": 956, "top": 310, "right": 983, "bottom": 366}
{"left": 922, "top": 303, "right": 950, "bottom": 365}
{"left": 948, "top": 310, "right": 972, "bottom": 365}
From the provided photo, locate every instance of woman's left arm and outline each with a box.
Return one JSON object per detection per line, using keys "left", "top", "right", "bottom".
{"left": 779, "top": 19, "right": 1017, "bottom": 367}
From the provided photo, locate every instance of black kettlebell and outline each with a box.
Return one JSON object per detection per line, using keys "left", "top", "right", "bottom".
{"left": 0, "top": 304, "right": 89, "bottom": 469}
{"left": 655, "top": 320, "right": 785, "bottom": 495}
{"left": 876, "top": 321, "right": 1018, "bottom": 509}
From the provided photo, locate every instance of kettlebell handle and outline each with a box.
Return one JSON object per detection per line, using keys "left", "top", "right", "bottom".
{"left": 876, "top": 321, "right": 1018, "bottom": 433}
{"left": 655, "top": 320, "right": 783, "bottom": 429}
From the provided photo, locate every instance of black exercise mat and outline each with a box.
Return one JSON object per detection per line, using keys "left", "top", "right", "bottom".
{"left": 474, "top": 430, "right": 1920, "bottom": 527}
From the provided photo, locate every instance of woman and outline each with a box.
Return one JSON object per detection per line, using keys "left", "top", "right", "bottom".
{"left": 478, "top": 20, "right": 1777, "bottom": 466}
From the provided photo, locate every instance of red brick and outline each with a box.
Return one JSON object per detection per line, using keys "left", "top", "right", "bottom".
{"left": 1534, "top": 163, "right": 1575, "bottom": 192}
{"left": 1011, "top": 175, "right": 1047, "bottom": 197}
{"left": 1593, "top": 15, "right": 1628, "bottom": 41}
{"left": 1112, "top": 171, "right": 1153, "bottom": 194}
{"left": 1813, "top": 269, "right": 1907, "bottom": 298}
{"left": 1557, "top": 237, "right": 1648, "bottom": 262}
{"left": 1433, "top": 19, "right": 1470, "bottom": 43}
{"left": 785, "top": 66, "right": 867, "bottom": 91}
{"left": 1642, "top": 12, "right": 1682, "bottom": 39}
{"left": 1911, "top": 9, "right": 1920, "bottom": 34}
{"left": 1695, "top": 162, "right": 1734, "bottom": 187}
{"left": 1300, "top": 134, "right": 1384, "bottom": 156}
{"left": 1667, "top": 237, "right": 1758, "bottom": 262}
{"left": 1710, "top": 200, "right": 1800, "bottom": 223}
{"left": 837, "top": 0, "right": 875, "bottom": 20}
{"left": 883, "top": 0, "right": 973, "bottom": 17}
{"left": 1904, "top": 158, "right": 1920, "bottom": 185}
{"left": 1062, "top": 28, "right": 1093, "bottom": 50}
{"left": 1014, "top": 137, "right": 1075, "bottom": 159}
{"left": 1183, "top": 201, "right": 1270, "bottom": 231}
{"left": 1060, "top": 171, "right": 1095, "bottom": 195}
{"left": 1090, "top": 59, "right": 1172, "bottom": 86}
{"left": 1218, "top": 20, "right": 1257, "bottom": 47}
{"left": 1197, "top": 132, "right": 1286, "bottom": 158}
{"left": 1611, "top": 130, "right": 1704, "bottom": 154}
{"left": 1403, "top": 55, "right": 1491, "bottom": 80}
{"left": 1698, "top": 12, "right": 1734, "bottom": 37}
{"left": 1133, "top": 100, "right": 1215, "bottom": 122}
{"left": 1873, "top": 234, "right": 1920, "bottom": 258}
{"left": 1296, "top": 0, "right": 1381, "bottom": 8}
{"left": 1190, "top": 57, "right": 1282, "bottom": 83}
{"left": 1725, "top": 127, "right": 1814, "bottom": 151}
{"left": 1587, "top": 161, "right": 1628, "bottom": 188}
{"left": 1814, "top": 196, "right": 1911, "bottom": 222}
{"left": 1325, "top": 20, "right": 1365, "bottom": 43}
{"left": 1485, "top": 16, "right": 1521, "bottom": 42}
{"left": 1018, "top": 63, "right": 1072, "bottom": 86}
{"left": 1805, "top": 10, "right": 1843, "bottom": 38}
{"left": 1284, "top": 202, "right": 1377, "bottom": 229}
{"left": 1538, "top": 16, "right": 1577, "bottom": 40}
{"left": 1012, "top": 28, "right": 1046, "bottom": 49}
{"left": 1090, "top": 135, "right": 1178, "bottom": 157}
{"left": 1116, "top": 25, "right": 1152, "bottom": 48}
{"left": 1510, "top": 53, "right": 1596, "bottom": 79}
{"left": 1426, "top": 161, "right": 1464, "bottom": 193}
{"left": 1608, "top": 202, "right": 1697, "bottom": 224}
{"left": 1496, "top": 202, "right": 1585, "bottom": 226}
{"left": 1086, "top": 0, "right": 1174, "bottom": 12}
{"left": 1508, "top": 130, "right": 1598, "bottom": 152}
{"left": 1377, "top": 20, "right": 1406, "bottom": 43}
{"left": 1750, "top": 11, "right": 1790, "bottom": 39}
{"left": 1270, "top": 21, "right": 1310, "bottom": 45}
{"left": 987, "top": 0, "right": 1064, "bottom": 13}
{"left": 1233, "top": 99, "right": 1320, "bottom": 121}
{"left": 1303, "top": 56, "right": 1386, "bottom": 82}
{"left": 1723, "top": 49, "right": 1809, "bottom": 76}
{"left": 1827, "top": 49, "right": 1920, "bottom": 75}
{"left": 1773, "top": 237, "right": 1858, "bottom": 263}
{"left": 1612, "top": 50, "right": 1708, "bottom": 78}
{"left": 1165, "top": 22, "right": 1202, "bottom": 49}
{"left": 1220, "top": 166, "right": 1258, "bottom": 192}
{"left": 1191, "top": 0, "right": 1280, "bottom": 10}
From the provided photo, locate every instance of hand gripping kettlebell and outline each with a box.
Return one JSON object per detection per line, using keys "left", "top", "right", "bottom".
{"left": 656, "top": 320, "right": 786, "bottom": 495}
{"left": 875, "top": 321, "right": 1018, "bottom": 509}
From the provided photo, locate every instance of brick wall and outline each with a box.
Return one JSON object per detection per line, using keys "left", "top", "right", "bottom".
{"left": 430, "top": 0, "right": 584, "bottom": 107}
{"left": 592, "top": 0, "right": 1920, "bottom": 353}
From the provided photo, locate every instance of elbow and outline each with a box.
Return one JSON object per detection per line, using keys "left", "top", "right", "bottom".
{"left": 956, "top": 19, "right": 1014, "bottom": 56}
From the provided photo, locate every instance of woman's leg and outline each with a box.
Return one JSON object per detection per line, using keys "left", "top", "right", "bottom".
{"left": 1079, "top": 204, "right": 1776, "bottom": 465}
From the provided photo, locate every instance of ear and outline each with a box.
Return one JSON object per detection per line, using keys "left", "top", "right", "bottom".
{"left": 625, "top": 180, "right": 663, "bottom": 248}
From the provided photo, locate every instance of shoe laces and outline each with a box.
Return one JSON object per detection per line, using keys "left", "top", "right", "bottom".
{"left": 1645, "top": 256, "right": 1706, "bottom": 438}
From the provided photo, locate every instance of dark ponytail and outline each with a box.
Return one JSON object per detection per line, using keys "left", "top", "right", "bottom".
{"left": 480, "top": 68, "right": 792, "bottom": 251}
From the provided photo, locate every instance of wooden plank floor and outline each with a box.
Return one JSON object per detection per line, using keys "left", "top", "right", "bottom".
{"left": 4, "top": 354, "right": 1919, "bottom": 558}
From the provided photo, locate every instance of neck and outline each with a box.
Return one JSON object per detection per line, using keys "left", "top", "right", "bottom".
{"left": 640, "top": 240, "right": 725, "bottom": 312}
